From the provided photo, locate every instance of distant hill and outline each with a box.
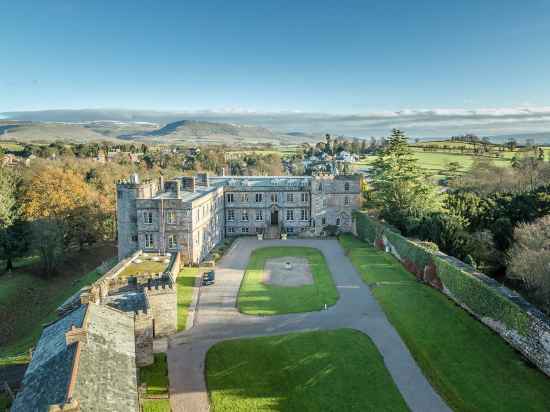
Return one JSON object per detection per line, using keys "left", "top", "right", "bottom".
{"left": 0, "top": 119, "right": 317, "bottom": 146}
{"left": 486, "top": 132, "right": 550, "bottom": 145}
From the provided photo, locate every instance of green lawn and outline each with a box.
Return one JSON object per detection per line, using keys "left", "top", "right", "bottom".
{"left": 142, "top": 399, "right": 171, "bottom": 412}
{"left": 176, "top": 267, "right": 202, "bottom": 331}
{"left": 237, "top": 247, "right": 338, "bottom": 315}
{"left": 140, "top": 353, "right": 169, "bottom": 396}
{"left": 339, "top": 234, "right": 550, "bottom": 412}
{"left": 206, "top": 329, "right": 409, "bottom": 412}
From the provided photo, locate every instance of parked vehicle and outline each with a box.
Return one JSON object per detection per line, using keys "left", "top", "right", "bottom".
{"left": 202, "top": 270, "right": 215, "bottom": 285}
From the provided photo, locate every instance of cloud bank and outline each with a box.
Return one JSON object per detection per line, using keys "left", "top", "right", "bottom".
{"left": 3, "top": 106, "right": 550, "bottom": 138}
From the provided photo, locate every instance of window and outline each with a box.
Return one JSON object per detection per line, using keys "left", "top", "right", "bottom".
{"left": 255, "top": 193, "right": 263, "bottom": 203}
{"left": 241, "top": 193, "right": 249, "bottom": 202}
{"left": 344, "top": 196, "right": 350, "bottom": 206}
{"left": 287, "top": 193, "right": 294, "bottom": 202}
{"left": 271, "top": 193, "right": 277, "bottom": 202}
{"left": 241, "top": 227, "right": 249, "bottom": 233}
{"left": 322, "top": 217, "right": 326, "bottom": 225}
{"left": 143, "top": 211, "right": 153, "bottom": 224}
{"left": 318, "top": 183, "right": 323, "bottom": 191}
{"left": 227, "top": 227, "right": 235, "bottom": 233}
{"left": 145, "top": 233, "right": 154, "bottom": 248}
{"left": 336, "top": 218, "right": 341, "bottom": 226}
{"left": 300, "top": 209, "right": 308, "bottom": 221}
{"left": 167, "top": 210, "right": 176, "bottom": 224}
{"left": 286, "top": 209, "right": 294, "bottom": 221}
{"left": 256, "top": 210, "right": 263, "bottom": 221}
{"left": 227, "top": 209, "right": 235, "bottom": 221}
{"left": 227, "top": 193, "right": 234, "bottom": 203}
{"left": 344, "top": 182, "right": 350, "bottom": 191}
{"left": 241, "top": 209, "right": 249, "bottom": 221}
{"left": 323, "top": 198, "right": 328, "bottom": 207}
{"left": 168, "top": 234, "right": 177, "bottom": 249}
{"left": 131, "top": 235, "right": 138, "bottom": 242}
{"left": 287, "top": 227, "right": 294, "bottom": 233}
{"left": 301, "top": 192, "right": 309, "bottom": 202}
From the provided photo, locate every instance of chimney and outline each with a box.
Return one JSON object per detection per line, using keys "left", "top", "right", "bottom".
{"left": 66, "top": 325, "right": 87, "bottom": 346}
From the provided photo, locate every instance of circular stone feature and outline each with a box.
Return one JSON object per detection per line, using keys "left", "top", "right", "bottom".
{"left": 263, "top": 257, "right": 313, "bottom": 287}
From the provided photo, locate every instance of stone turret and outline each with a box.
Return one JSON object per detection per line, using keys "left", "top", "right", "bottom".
{"left": 116, "top": 175, "right": 158, "bottom": 260}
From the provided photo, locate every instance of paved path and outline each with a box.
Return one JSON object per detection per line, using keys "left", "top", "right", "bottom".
{"left": 167, "top": 238, "right": 451, "bottom": 412}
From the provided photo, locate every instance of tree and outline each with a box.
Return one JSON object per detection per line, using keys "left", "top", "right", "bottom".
{"left": 22, "top": 165, "right": 105, "bottom": 251}
{"left": 31, "top": 219, "right": 65, "bottom": 277}
{"left": 507, "top": 216, "right": 550, "bottom": 314}
{"left": 0, "top": 168, "right": 25, "bottom": 272}
{"left": 369, "top": 129, "right": 441, "bottom": 232}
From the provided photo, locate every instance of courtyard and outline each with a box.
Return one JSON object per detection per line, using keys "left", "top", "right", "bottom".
{"left": 237, "top": 246, "right": 339, "bottom": 315}
{"left": 167, "top": 238, "right": 448, "bottom": 412}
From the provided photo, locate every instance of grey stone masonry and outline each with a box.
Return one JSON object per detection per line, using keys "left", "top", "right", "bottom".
{"left": 117, "top": 173, "right": 362, "bottom": 263}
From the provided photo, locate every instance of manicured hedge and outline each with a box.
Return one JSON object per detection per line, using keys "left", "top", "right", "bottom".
{"left": 433, "top": 256, "right": 531, "bottom": 336}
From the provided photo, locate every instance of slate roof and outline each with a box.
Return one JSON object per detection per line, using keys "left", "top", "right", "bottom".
{"left": 104, "top": 291, "right": 148, "bottom": 313}
{"left": 11, "top": 304, "right": 139, "bottom": 412}
{"left": 11, "top": 305, "right": 86, "bottom": 412}
{"left": 72, "top": 304, "right": 139, "bottom": 412}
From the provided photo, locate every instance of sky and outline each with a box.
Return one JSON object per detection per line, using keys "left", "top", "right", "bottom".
{"left": 2, "top": 0, "right": 550, "bottom": 137}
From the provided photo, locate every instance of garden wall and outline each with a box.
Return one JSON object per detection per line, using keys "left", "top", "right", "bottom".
{"left": 353, "top": 211, "right": 550, "bottom": 377}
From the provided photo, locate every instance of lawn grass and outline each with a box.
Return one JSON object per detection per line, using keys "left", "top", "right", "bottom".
{"left": 140, "top": 353, "right": 169, "bottom": 396}
{"left": 118, "top": 257, "right": 168, "bottom": 278}
{"left": 206, "top": 329, "right": 409, "bottom": 412}
{"left": 142, "top": 399, "right": 171, "bottom": 412}
{"left": 237, "top": 247, "right": 338, "bottom": 315}
{"left": 176, "top": 267, "right": 203, "bottom": 331}
{"left": 339, "top": 234, "right": 550, "bottom": 412}
{"left": 0, "top": 244, "right": 115, "bottom": 357}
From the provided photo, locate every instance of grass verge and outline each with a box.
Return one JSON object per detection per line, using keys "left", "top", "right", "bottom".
{"left": 176, "top": 267, "right": 203, "bottom": 331}
{"left": 206, "top": 329, "right": 408, "bottom": 412}
{"left": 237, "top": 246, "right": 338, "bottom": 315}
{"left": 140, "top": 353, "right": 171, "bottom": 411}
{"left": 339, "top": 234, "right": 550, "bottom": 412}
{"left": 140, "top": 353, "right": 169, "bottom": 396}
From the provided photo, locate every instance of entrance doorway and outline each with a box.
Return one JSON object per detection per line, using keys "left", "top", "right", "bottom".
{"left": 271, "top": 210, "right": 279, "bottom": 225}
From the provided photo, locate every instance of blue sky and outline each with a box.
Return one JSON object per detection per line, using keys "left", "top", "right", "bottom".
{"left": 2, "top": 1, "right": 550, "bottom": 136}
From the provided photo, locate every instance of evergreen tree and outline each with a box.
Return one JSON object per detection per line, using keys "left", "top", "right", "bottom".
{"left": 370, "top": 129, "right": 440, "bottom": 232}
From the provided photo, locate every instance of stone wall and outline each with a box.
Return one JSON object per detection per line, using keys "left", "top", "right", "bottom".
{"left": 353, "top": 211, "right": 550, "bottom": 377}
{"left": 145, "top": 285, "right": 177, "bottom": 337}
{"left": 134, "top": 311, "right": 154, "bottom": 367}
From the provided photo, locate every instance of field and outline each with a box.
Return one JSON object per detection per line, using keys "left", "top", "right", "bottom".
{"left": 237, "top": 247, "right": 339, "bottom": 315}
{"left": 352, "top": 140, "right": 550, "bottom": 181}
{"left": 0, "top": 244, "right": 116, "bottom": 357}
{"left": 339, "top": 234, "right": 550, "bottom": 412}
{"left": 206, "top": 329, "right": 408, "bottom": 412}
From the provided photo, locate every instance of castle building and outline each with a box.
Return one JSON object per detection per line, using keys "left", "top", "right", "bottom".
{"left": 116, "top": 173, "right": 362, "bottom": 262}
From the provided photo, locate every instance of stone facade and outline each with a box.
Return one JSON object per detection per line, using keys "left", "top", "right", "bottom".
{"left": 117, "top": 173, "right": 362, "bottom": 263}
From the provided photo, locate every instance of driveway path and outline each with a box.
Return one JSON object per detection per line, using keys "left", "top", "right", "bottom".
{"left": 167, "top": 238, "right": 451, "bottom": 412}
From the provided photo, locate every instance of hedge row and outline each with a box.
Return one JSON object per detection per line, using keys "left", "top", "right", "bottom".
{"left": 353, "top": 211, "right": 532, "bottom": 337}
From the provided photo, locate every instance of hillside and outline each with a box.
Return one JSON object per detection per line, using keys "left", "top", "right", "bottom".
{"left": 0, "top": 119, "right": 316, "bottom": 146}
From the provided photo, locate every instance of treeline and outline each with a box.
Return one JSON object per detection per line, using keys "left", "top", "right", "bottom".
{"left": 368, "top": 129, "right": 550, "bottom": 314}
{"left": 0, "top": 158, "right": 171, "bottom": 277}
{"left": 303, "top": 134, "right": 386, "bottom": 157}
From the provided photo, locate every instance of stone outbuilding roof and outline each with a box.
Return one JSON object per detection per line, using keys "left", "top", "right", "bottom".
{"left": 11, "top": 304, "right": 139, "bottom": 412}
